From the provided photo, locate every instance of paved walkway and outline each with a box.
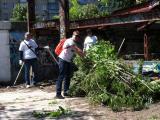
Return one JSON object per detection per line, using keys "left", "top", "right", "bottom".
{"left": 0, "top": 87, "right": 97, "bottom": 120}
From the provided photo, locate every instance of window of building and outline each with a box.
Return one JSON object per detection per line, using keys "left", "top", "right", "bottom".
{"left": 8, "top": 3, "right": 14, "bottom": 9}
{"left": 20, "top": 0, "right": 27, "bottom": 3}
{"left": 2, "top": 0, "right": 15, "bottom": 9}
{"left": 48, "top": 3, "right": 58, "bottom": 10}
{"left": 19, "top": 0, "right": 27, "bottom": 5}
{"left": 78, "top": 0, "right": 97, "bottom": 4}
{"left": 3, "top": 13, "right": 9, "bottom": 20}
{"left": 47, "top": 0, "right": 59, "bottom": 18}
{"left": 2, "top": 2, "right": 7, "bottom": 9}
{"left": 48, "top": 0, "right": 56, "bottom": 3}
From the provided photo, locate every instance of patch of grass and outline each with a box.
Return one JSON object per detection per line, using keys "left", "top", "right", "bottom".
{"left": 48, "top": 100, "right": 58, "bottom": 105}
{"left": 148, "top": 115, "right": 159, "bottom": 120}
{"left": 32, "top": 106, "right": 71, "bottom": 119}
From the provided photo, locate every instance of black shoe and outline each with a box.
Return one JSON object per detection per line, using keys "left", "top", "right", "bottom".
{"left": 33, "top": 82, "right": 38, "bottom": 86}
{"left": 55, "top": 95, "right": 64, "bottom": 99}
{"left": 63, "top": 93, "right": 70, "bottom": 97}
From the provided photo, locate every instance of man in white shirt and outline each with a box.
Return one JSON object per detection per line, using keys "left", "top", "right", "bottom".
{"left": 56, "top": 30, "right": 85, "bottom": 99}
{"left": 83, "top": 29, "right": 97, "bottom": 51}
{"left": 19, "top": 32, "right": 38, "bottom": 88}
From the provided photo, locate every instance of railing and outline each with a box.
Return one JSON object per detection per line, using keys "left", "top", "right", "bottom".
{"left": 33, "top": 8, "right": 160, "bottom": 30}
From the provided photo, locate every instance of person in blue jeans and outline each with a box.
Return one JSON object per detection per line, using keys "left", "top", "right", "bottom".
{"left": 56, "top": 30, "right": 85, "bottom": 99}
{"left": 24, "top": 59, "right": 38, "bottom": 86}
{"left": 19, "top": 32, "right": 39, "bottom": 88}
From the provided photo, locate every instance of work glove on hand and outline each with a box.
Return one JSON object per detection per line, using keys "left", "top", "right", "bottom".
{"left": 19, "top": 60, "right": 23, "bottom": 65}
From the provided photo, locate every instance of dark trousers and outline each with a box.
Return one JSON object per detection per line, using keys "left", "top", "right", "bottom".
{"left": 24, "top": 58, "right": 38, "bottom": 85}
{"left": 56, "top": 58, "right": 71, "bottom": 96}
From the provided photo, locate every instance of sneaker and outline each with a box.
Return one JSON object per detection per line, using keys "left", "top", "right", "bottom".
{"left": 54, "top": 95, "right": 64, "bottom": 99}
{"left": 26, "top": 85, "right": 31, "bottom": 88}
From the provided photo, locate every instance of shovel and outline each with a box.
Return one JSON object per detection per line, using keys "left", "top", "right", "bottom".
{"left": 13, "top": 62, "right": 25, "bottom": 86}
{"left": 44, "top": 46, "right": 59, "bottom": 65}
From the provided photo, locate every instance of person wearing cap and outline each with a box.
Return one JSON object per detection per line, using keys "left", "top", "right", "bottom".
{"left": 19, "top": 32, "right": 39, "bottom": 88}
{"left": 83, "top": 29, "right": 97, "bottom": 51}
{"left": 55, "top": 30, "right": 85, "bottom": 99}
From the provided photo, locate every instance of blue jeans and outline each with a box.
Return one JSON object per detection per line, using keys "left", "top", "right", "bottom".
{"left": 24, "top": 58, "right": 38, "bottom": 85}
{"left": 56, "top": 58, "right": 71, "bottom": 96}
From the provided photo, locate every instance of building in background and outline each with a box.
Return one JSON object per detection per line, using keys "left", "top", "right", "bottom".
{"left": 0, "top": 0, "right": 17, "bottom": 20}
{"left": 35, "top": 0, "right": 59, "bottom": 20}
{"left": 0, "top": 0, "right": 99, "bottom": 21}
{"left": 0, "top": 0, "right": 59, "bottom": 21}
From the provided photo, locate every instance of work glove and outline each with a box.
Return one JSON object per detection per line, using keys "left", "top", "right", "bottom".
{"left": 19, "top": 60, "right": 23, "bottom": 65}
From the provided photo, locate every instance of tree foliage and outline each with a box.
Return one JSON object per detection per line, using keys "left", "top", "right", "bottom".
{"left": 106, "top": 0, "right": 136, "bottom": 13}
{"left": 69, "top": 0, "right": 108, "bottom": 20}
{"left": 11, "top": 4, "right": 27, "bottom": 21}
{"left": 69, "top": 0, "right": 150, "bottom": 20}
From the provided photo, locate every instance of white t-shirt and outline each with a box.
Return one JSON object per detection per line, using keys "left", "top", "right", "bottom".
{"left": 19, "top": 39, "right": 38, "bottom": 59}
{"left": 83, "top": 35, "right": 97, "bottom": 51}
{"left": 58, "top": 38, "right": 75, "bottom": 62}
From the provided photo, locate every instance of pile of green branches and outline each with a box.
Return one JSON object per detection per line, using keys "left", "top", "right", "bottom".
{"left": 69, "top": 40, "right": 160, "bottom": 111}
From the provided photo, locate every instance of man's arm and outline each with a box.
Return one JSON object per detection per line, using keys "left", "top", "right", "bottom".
{"left": 19, "top": 51, "right": 23, "bottom": 60}
{"left": 19, "top": 42, "right": 24, "bottom": 60}
{"left": 18, "top": 51, "right": 23, "bottom": 65}
{"left": 73, "top": 45, "right": 85, "bottom": 57}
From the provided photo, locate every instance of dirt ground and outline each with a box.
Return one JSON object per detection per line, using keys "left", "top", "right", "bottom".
{"left": 0, "top": 83, "right": 160, "bottom": 120}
